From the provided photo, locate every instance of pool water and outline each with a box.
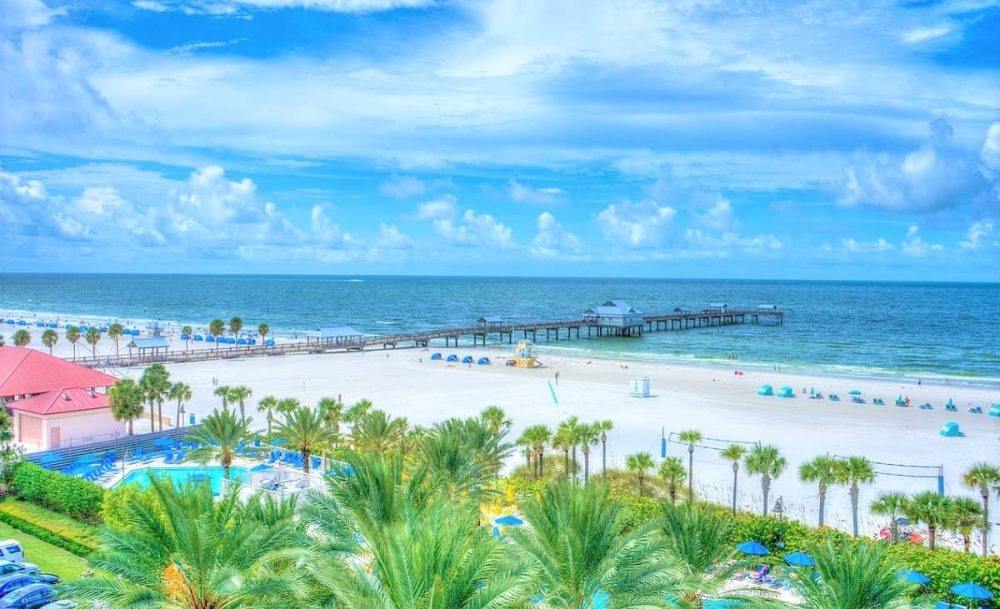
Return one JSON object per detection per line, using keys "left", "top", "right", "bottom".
{"left": 118, "top": 466, "right": 250, "bottom": 495}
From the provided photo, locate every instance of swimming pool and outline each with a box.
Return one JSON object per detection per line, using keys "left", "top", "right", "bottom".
{"left": 117, "top": 466, "right": 250, "bottom": 495}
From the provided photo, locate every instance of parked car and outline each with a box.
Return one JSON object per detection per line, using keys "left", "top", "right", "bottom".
{"left": 0, "top": 575, "right": 46, "bottom": 598}
{"left": 0, "top": 584, "right": 56, "bottom": 609}
{"left": 0, "top": 542, "right": 24, "bottom": 564}
{"left": 0, "top": 563, "right": 39, "bottom": 578}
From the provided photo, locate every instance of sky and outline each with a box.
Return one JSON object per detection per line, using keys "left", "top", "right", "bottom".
{"left": 1, "top": 0, "right": 998, "bottom": 280}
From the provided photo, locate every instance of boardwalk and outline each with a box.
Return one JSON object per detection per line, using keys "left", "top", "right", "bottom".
{"left": 71, "top": 307, "right": 783, "bottom": 369}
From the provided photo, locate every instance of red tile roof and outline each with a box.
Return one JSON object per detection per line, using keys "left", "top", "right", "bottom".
{"left": 0, "top": 347, "right": 118, "bottom": 398}
{"left": 6, "top": 387, "right": 110, "bottom": 416}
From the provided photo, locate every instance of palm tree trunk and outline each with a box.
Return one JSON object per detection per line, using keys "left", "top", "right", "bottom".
{"left": 601, "top": 437, "right": 607, "bottom": 475}
{"left": 525, "top": 451, "right": 531, "bottom": 468}
{"left": 128, "top": 418, "right": 134, "bottom": 436}
{"left": 731, "top": 463, "right": 739, "bottom": 516}
{"left": 563, "top": 449, "right": 569, "bottom": 480}
{"left": 818, "top": 485, "right": 826, "bottom": 528}
{"left": 267, "top": 411, "right": 273, "bottom": 439}
{"left": 571, "top": 445, "right": 577, "bottom": 482}
{"left": 175, "top": 400, "right": 182, "bottom": 429}
{"left": 583, "top": 451, "right": 590, "bottom": 483}
{"left": 224, "top": 463, "right": 231, "bottom": 480}
{"left": 688, "top": 445, "right": 694, "bottom": 501}
{"left": 239, "top": 402, "right": 245, "bottom": 424}
{"left": 303, "top": 449, "right": 311, "bottom": 474}
{"left": 157, "top": 400, "right": 163, "bottom": 432}
{"left": 928, "top": 525, "right": 936, "bottom": 550}
{"left": 638, "top": 473, "right": 644, "bottom": 495}
{"left": 669, "top": 485, "right": 676, "bottom": 505}
{"left": 762, "top": 476, "right": 771, "bottom": 516}
{"left": 982, "top": 492, "right": 990, "bottom": 557}
{"left": 850, "top": 483, "right": 859, "bottom": 537}
{"left": 963, "top": 533, "right": 970, "bottom": 552}
{"left": 889, "top": 518, "right": 898, "bottom": 544}
{"left": 539, "top": 452, "right": 544, "bottom": 478}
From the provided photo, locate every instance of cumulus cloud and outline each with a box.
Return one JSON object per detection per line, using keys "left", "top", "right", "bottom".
{"left": 375, "top": 223, "right": 412, "bottom": 249}
{"left": 958, "top": 220, "right": 997, "bottom": 251}
{"left": 379, "top": 176, "right": 427, "bottom": 199}
{"left": 840, "top": 237, "right": 894, "bottom": 253}
{"left": 596, "top": 201, "right": 676, "bottom": 248}
{"left": 901, "top": 225, "right": 943, "bottom": 257}
{"left": 415, "top": 194, "right": 458, "bottom": 220}
{"left": 508, "top": 180, "right": 565, "bottom": 205}
{"left": 433, "top": 209, "right": 513, "bottom": 249}
{"left": 532, "top": 211, "right": 582, "bottom": 257}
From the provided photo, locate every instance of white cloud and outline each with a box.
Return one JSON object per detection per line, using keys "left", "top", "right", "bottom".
{"left": 596, "top": 201, "right": 676, "bottom": 248}
{"left": 310, "top": 204, "right": 354, "bottom": 245}
{"left": 532, "top": 211, "right": 582, "bottom": 257}
{"left": 132, "top": 0, "right": 171, "bottom": 12}
{"left": 695, "top": 196, "right": 736, "bottom": 231}
{"left": 684, "top": 230, "right": 783, "bottom": 255}
{"left": 508, "top": 180, "right": 565, "bottom": 205}
{"left": 840, "top": 237, "right": 894, "bottom": 253}
{"left": 901, "top": 225, "right": 944, "bottom": 257}
{"left": 958, "top": 220, "right": 996, "bottom": 250}
{"left": 375, "top": 223, "right": 412, "bottom": 249}
{"left": 131, "top": 0, "right": 434, "bottom": 16}
{"left": 415, "top": 194, "right": 458, "bottom": 220}
{"left": 166, "top": 39, "right": 246, "bottom": 56}
{"left": 76, "top": 187, "right": 127, "bottom": 216}
{"left": 433, "top": 209, "right": 513, "bottom": 249}
{"left": 981, "top": 122, "right": 1000, "bottom": 173}
{"left": 379, "top": 176, "right": 427, "bottom": 199}
{"left": 899, "top": 25, "right": 954, "bottom": 44}
{"left": 1, "top": 0, "right": 64, "bottom": 31}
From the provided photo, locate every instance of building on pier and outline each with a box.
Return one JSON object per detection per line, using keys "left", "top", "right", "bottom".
{"left": 584, "top": 300, "right": 645, "bottom": 337}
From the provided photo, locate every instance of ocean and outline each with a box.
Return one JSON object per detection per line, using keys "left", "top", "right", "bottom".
{"left": 1, "top": 274, "right": 997, "bottom": 384}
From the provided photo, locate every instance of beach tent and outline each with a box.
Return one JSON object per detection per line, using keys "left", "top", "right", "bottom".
{"left": 462, "top": 355, "right": 474, "bottom": 364}
{"left": 736, "top": 540, "right": 768, "bottom": 556}
{"left": 446, "top": 354, "right": 459, "bottom": 362}
{"left": 777, "top": 386, "right": 794, "bottom": 398}
{"left": 247, "top": 339, "right": 256, "bottom": 345}
{"left": 757, "top": 385, "right": 773, "bottom": 396}
{"left": 430, "top": 353, "right": 442, "bottom": 360}
{"left": 945, "top": 398, "right": 956, "bottom": 409}
{"left": 237, "top": 338, "right": 247, "bottom": 345}
{"left": 180, "top": 333, "right": 191, "bottom": 340}
{"left": 895, "top": 395, "right": 906, "bottom": 406}
{"left": 939, "top": 422, "right": 962, "bottom": 438}
{"left": 46, "top": 323, "right": 57, "bottom": 328}
{"left": 950, "top": 583, "right": 992, "bottom": 601}
{"left": 477, "top": 357, "right": 491, "bottom": 365}
{"left": 898, "top": 569, "right": 930, "bottom": 585}
{"left": 265, "top": 339, "right": 276, "bottom": 347}
{"left": 989, "top": 405, "right": 1000, "bottom": 417}
{"left": 783, "top": 551, "right": 815, "bottom": 567}
{"left": 193, "top": 334, "right": 204, "bottom": 341}
{"left": 205, "top": 335, "right": 215, "bottom": 342}
{"left": 34, "top": 322, "right": 44, "bottom": 328}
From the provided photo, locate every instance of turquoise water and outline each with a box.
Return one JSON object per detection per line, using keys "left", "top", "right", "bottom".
{"left": 118, "top": 466, "right": 250, "bottom": 495}
{"left": 0, "top": 274, "right": 997, "bottom": 383}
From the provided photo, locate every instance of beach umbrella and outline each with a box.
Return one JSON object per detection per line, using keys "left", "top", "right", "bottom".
{"left": 736, "top": 540, "right": 768, "bottom": 556}
{"left": 897, "top": 569, "right": 930, "bottom": 585}
{"left": 848, "top": 389, "right": 862, "bottom": 395}
{"left": 950, "top": 583, "right": 992, "bottom": 600}
{"left": 496, "top": 515, "right": 524, "bottom": 526}
{"left": 896, "top": 516, "right": 909, "bottom": 526}
{"left": 783, "top": 551, "right": 815, "bottom": 567}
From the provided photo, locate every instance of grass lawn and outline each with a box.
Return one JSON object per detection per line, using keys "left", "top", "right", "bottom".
{"left": 0, "top": 520, "right": 88, "bottom": 582}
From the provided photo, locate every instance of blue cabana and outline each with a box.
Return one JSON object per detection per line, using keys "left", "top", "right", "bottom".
{"left": 270, "top": 438, "right": 287, "bottom": 446}
{"left": 446, "top": 354, "right": 459, "bottom": 362}
{"left": 265, "top": 339, "right": 276, "bottom": 347}
{"left": 180, "top": 333, "right": 190, "bottom": 340}
{"left": 34, "top": 321, "right": 44, "bottom": 327}
{"left": 247, "top": 339, "right": 256, "bottom": 345}
{"left": 495, "top": 515, "right": 523, "bottom": 526}
{"left": 430, "top": 352, "right": 442, "bottom": 360}
{"left": 736, "top": 540, "right": 768, "bottom": 555}
{"left": 477, "top": 357, "right": 491, "bottom": 365}
{"left": 237, "top": 338, "right": 247, "bottom": 345}
{"left": 193, "top": 334, "right": 204, "bottom": 341}
{"left": 205, "top": 335, "right": 216, "bottom": 342}
{"left": 848, "top": 389, "right": 862, "bottom": 395}
{"left": 757, "top": 384, "right": 773, "bottom": 396}
{"left": 898, "top": 569, "right": 930, "bottom": 585}
{"left": 462, "top": 355, "right": 474, "bottom": 364}
{"left": 945, "top": 398, "right": 956, "bottom": 409}
{"left": 783, "top": 551, "right": 815, "bottom": 566}
{"left": 939, "top": 421, "right": 962, "bottom": 437}
{"left": 46, "top": 323, "right": 57, "bottom": 328}
{"left": 777, "top": 386, "right": 794, "bottom": 398}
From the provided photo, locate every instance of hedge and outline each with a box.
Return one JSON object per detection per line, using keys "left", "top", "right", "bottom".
{"left": 0, "top": 499, "right": 101, "bottom": 550}
{"left": 0, "top": 509, "right": 93, "bottom": 557}
{"left": 11, "top": 462, "right": 104, "bottom": 523}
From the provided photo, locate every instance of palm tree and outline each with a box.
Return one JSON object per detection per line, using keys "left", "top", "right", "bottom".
{"left": 317, "top": 396, "right": 343, "bottom": 442}
{"left": 108, "top": 379, "right": 144, "bottom": 436}
{"left": 799, "top": 455, "right": 842, "bottom": 528}
{"left": 180, "top": 325, "right": 192, "bottom": 351}
{"left": 596, "top": 419, "right": 613, "bottom": 475}
{"left": 552, "top": 427, "right": 571, "bottom": 480}
{"left": 660, "top": 502, "right": 778, "bottom": 608}
{"left": 275, "top": 397, "right": 300, "bottom": 420}
{"left": 480, "top": 405, "right": 511, "bottom": 438}
{"left": 509, "top": 481, "right": 681, "bottom": 609}
{"left": 214, "top": 384, "right": 232, "bottom": 411}
{"left": 85, "top": 327, "right": 101, "bottom": 356}
{"left": 65, "top": 325, "right": 80, "bottom": 360}
{"left": 658, "top": 456, "right": 687, "bottom": 505}
{"left": 721, "top": 444, "right": 747, "bottom": 516}
{"left": 905, "top": 491, "right": 952, "bottom": 550}
{"left": 521, "top": 424, "right": 551, "bottom": 478}
{"left": 63, "top": 478, "right": 305, "bottom": 609}
{"left": 168, "top": 382, "right": 192, "bottom": 429}
{"left": 11, "top": 329, "right": 29, "bottom": 347}
{"left": 421, "top": 417, "right": 510, "bottom": 497}
{"left": 841, "top": 455, "right": 876, "bottom": 537}
{"left": 229, "top": 316, "right": 243, "bottom": 337}
{"left": 139, "top": 363, "right": 171, "bottom": 432}
{"left": 579, "top": 423, "right": 601, "bottom": 483}
{"left": 626, "top": 451, "right": 655, "bottom": 495}
{"left": 950, "top": 496, "right": 982, "bottom": 552}
{"left": 187, "top": 408, "right": 247, "bottom": 480}
{"left": 229, "top": 385, "right": 252, "bottom": 424}
{"left": 516, "top": 428, "right": 533, "bottom": 470}
{"left": 258, "top": 395, "right": 278, "bottom": 439}
{"left": 257, "top": 322, "right": 269, "bottom": 348}
{"left": 344, "top": 398, "right": 373, "bottom": 424}
{"left": 40, "top": 329, "right": 58, "bottom": 354}
{"left": 678, "top": 429, "right": 702, "bottom": 501}
{"left": 208, "top": 318, "right": 225, "bottom": 352}
{"left": 793, "top": 541, "right": 922, "bottom": 609}
{"left": 558, "top": 416, "right": 585, "bottom": 482}
{"left": 351, "top": 409, "right": 408, "bottom": 453}
{"left": 745, "top": 444, "right": 786, "bottom": 516}
{"left": 870, "top": 491, "right": 908, "bottom": 544}
{"left": 275, "top": 406, "right": 334, "bottom": 474}
{"left": 107, "top": 323, "right": 123, "bottom": 359}
{"left": 963, "top": 462, "right": 1000, "bottom": 556}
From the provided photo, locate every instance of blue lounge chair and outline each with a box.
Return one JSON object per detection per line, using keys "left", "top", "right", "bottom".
{"left": 829, "top": 394, "right": 840, "bottom": 402}
{"left": 968, "top": 406, "right": 983, "bottom": 414}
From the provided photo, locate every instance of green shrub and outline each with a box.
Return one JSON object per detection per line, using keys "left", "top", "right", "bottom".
{"left": 11, "top": 462, "right": 104, "bottom": 523}
{"left": 887, "top": 542, "right": 1000, "bottom": 600}
{"left": 100, "top": 483, "right": 164, "bottom": 531}
{"left": 0, "top": 509, "right": 92, "bottom": 557}
{"left": 0, "top": 499, "right": 100, "bottom": 549}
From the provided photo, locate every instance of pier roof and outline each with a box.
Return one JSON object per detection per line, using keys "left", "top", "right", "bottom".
{"left": 127, "top": 337, "right": 170, "bottom": 350}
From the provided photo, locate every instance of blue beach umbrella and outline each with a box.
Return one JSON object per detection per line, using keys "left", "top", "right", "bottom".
{"left": 848, "top": 389, "right": 862, "bottom": 395}
{"left": 783, "top": 551, "right": 815, "bottom": 567}
{"left": 736, "top": 540, "right": 768, "bottom": 556}
{"left": 950, "top": 582, "right": 992, "bottom": 600}
{"left": 495, "top": 515, "right": 524, "bottom": 526}
{"left": 898, "top": 569, "right": 930, "bottom": 585}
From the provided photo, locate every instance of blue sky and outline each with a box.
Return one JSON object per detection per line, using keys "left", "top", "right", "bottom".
{"left": 1, "top": 0, "right": 998, "bottom": 279}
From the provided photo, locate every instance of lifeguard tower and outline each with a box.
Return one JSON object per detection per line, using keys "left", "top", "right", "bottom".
{"left": 512, "top": 340, "right": 540, "bottom": 368}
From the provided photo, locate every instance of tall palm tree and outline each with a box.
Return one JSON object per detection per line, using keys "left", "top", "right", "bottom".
{"left": 421, "top": 417, "right": 510, "bottom": 497}
{"left": 658, "top": 456, "right": 687, "bottom": 505}
{"left": 258, "top": 395, "right": 278, "bottom": 439}
{"left": 745, "top": 444, "right": 786, "bottom": 516}
{"left": 626, "top": 451, "right": 655, "bottom": 495}
{"left": 85, "top": 326, "right": 101, "bottom": 356}
{"left": 480, "top": 405, "right": 512, "bottom": 438}
{"left": 678, "top": 429, "right": 702, "bottom": 502}
{"left": 140, "top": 363, "right": 171, "bottom": 432}
{"left": 596, "top": 419, "right": 613, "bottom": 476}
{"left": 552, "top": 427, "right": 571, "bottom": 480}
{"left": 12, "top": 329, "right": 30, "bottom": 347}
{"left": 351, "top": 409, "right": 408, "bottom": 453}
{"left": 229, "top": 385, "right": 252, "bottom": 424}
{"left": 344, "top": 398, "right": 373, "bottom": 424}
{"left": 229, "top": 316, "right": 243, "bottom": 337}
{"left": 579, "top": 423, "right": 601, "bottom": 483}
{"left": 180, "top": 325, "right": 192, "bottom": 351}
{"left": 168, "top": 382, "right": 192, "bottom": 429}
{"left": 558, "top": 416, "right": 585, "bottom": 482}
{"left": 509, "top": 481, "right": 681, "bottom": 609}
{"left": 721, "top": 444, "right": 747, "bottom": 516}
{"left": 108, "top": 379, "right": 144, "bottom": 436}
{"left": 519, "top": 424, "right": 551, "bottom": 478}
{"left": 799, "top": 455, "right": 842, "bottom": 528}
{"left": 214, "top": 384, "right": 232, "bottom": 411}
{"left": 870, "top": 491, "right": 908, "bottom": 544}
{"left": 841, "top": 455, "right": 876, "bottom": 537}
{"left": 107, "top": 323, "right": 123, "bottom": 359}
{"left": 275, "top": 406, "right": 335, "bottom": 474}
{"left": 257, "top": 323, "right": 269, "bottom": 348}
{"left": 208, "top": 318, "right": 225, "bottom": 352}
{"left": 660, "top": 502, "right": 779, "bottom": 608}
{"left": 63, "top": 477, "right": 306, "bottom": 609}
{"left": 793, "top": 541, "right": 923, "bottom": 609}
{"left": 963, "top": 462, "right": 1000, "bottom": 556}
{"left": 187, "top": 408, "right": 247, "bottom": 480}
{"left": 516, "top": 428, "right": 534, "bottom": 471}
{"left": 40, "top": 328, "right": 58, "bottom": 354}
{"left": 905, "top": 491, "right": 953, "bottom": 550}
{"left": 317, "top": 396, "right": 343, "bottom": 443}
{"left": 950, "top": 496, "right": 982, "bottom": 553}
{"left": 275, "top": 397, "right": 300, "bottom": 421}
{"left": 65, "top": 325, "right": 80, "bottom": 360}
